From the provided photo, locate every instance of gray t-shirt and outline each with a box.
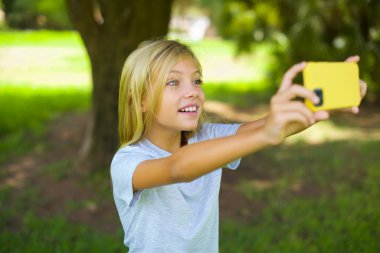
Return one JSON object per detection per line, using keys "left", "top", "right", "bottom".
{"left": 111, "top": 123, "right": 241, "bottom": 252}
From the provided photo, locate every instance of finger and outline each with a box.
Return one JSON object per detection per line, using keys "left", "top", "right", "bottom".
{"left": 281, "top": 111, "right": 310, "bottom": 128}
{"left": 330, "top": 104, "right": 362, "bottom": 114}
{"left": 274, "top": 84, "right": 319, "bottom": 104}
{"left": 345, "top": 55, "right": 360, "bottom": 63}
{"left": 278, "top": 62, "right": 306, "bottom": 93}
{"left": 338, "top": 107, "right": 359, "bottom": 114}
{"left": 351, "top": 107, "right": 359, "bottom": 114}
{"left": 359, "top": 80, "right": 367, "bottom": 98}
{"left": 313, "top": 110, "right": 329, "bottom": 121}
{"left": 274, "top": 101, "right": 316, "bottom": 125}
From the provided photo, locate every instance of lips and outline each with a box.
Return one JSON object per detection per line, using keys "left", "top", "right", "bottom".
{"left": 178, "top": 104, "right": 200, "bottom": 113}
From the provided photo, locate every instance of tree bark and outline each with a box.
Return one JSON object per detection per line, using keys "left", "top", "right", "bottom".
{"left": 66, "top": 0, "right": 173, "bottom": 170}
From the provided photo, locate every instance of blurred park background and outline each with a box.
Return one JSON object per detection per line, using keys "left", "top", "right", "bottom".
{"left": 1, "top": 0, "right": 380, "bottom": 252}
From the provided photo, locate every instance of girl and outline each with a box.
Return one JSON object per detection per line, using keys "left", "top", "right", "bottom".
{"left": 111, "top": 39, "right": 366, "bottom": 252}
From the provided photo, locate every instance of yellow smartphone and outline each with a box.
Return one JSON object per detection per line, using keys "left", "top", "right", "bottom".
{"left": 303, "top": 62, "right": 361, "bottom": 111}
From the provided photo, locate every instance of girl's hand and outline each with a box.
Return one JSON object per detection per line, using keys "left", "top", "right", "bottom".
{"left": 263, "top": 62, "right": 329, "bottom": 145}
{"left": 344, "top": 55, "right": 367, "bottom": 114}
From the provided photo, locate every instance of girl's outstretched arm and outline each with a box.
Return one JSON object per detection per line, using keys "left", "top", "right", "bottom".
{"left": 131, "top": 62, "right": 326, "bottom": 191}
{"left": 132, "top": 126, "right": 271, "bottom": 191}
{"left": 237, "top": 117, "right": 266, "bottom": 134}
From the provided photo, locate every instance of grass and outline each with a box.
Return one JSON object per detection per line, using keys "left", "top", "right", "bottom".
{"left": 0, "top": 214, "right": 125, "bottom": 253}
{"left": 0, "top": 85, "right": 89, "bottom": 163}
{"left": 0, "top": 30, "right": 84, "bottom": 47}
{"left": 1, "top": 30, "right": 380, "bottom": 252}
{"left": 221, "top": 191, "right": 380, "bottom": 252}
{"left": 0, "top": 185, "right": 125, "bottom": 253}
{"left": 221, "top": 140, "right": 380, "bottom": 252}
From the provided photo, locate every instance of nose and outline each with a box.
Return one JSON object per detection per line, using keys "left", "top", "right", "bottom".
{"left": 184, "top": 82, "right": 200, "bottom": 98}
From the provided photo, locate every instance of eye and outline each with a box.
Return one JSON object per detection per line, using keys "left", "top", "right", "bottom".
{"left": 166, "top": 80, "right": 179, "bottom": 86}
{"left": 194, "top": 79, "right": 203, "bottom": 86}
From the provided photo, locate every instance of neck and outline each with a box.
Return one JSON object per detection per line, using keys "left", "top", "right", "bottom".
{"left": 144, "top": 127, "right": 182, "bottom": 153}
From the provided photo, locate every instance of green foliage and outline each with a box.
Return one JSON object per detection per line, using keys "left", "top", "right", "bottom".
{"left": 210, "top": 0, "right": 380, "bottom": 101}
{"left": 2, "top": 0, "right": 71, "bottom": 29}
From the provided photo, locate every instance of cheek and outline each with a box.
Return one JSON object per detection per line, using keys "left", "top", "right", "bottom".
{"left": 158, "top": 91, "right": 177, "bottom": 112}
{"left": 199, "top": 89, "right": 206, "bottom": 103}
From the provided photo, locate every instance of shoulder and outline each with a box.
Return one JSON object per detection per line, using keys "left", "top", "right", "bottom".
{"left": 111, "top": 142, "right": 154, "bottom": 175}
{"left": 111, "top": 144, "right": 147, "bottom": 164}
{"left": 195, "top": 122, "right": 242, "bottom": 140}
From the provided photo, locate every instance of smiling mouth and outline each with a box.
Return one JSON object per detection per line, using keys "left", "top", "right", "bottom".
{"left": 178, "top": 105, "right": 198, "bottom": 113}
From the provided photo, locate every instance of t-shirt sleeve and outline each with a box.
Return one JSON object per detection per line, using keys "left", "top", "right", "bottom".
{"left": 201, "top": 123, "right": 242, "bottom": 170}
{"left": 110, "top": 150, "right": 151, "bottom": 208}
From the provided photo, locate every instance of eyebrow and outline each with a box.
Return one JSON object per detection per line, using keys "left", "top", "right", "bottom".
{"left": 169, "top": 70, "right": 201, "bottom": 75}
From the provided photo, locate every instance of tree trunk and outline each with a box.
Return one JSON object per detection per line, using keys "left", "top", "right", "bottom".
{"left": 66, "top": 0, "right": 173, "bottom": 170}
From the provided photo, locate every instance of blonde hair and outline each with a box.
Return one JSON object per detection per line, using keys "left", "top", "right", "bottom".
{"left": 118, "top": 39, "right": 203, "bottom": 148}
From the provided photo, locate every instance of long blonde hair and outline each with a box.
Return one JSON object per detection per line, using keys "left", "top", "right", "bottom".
{"left": 118, "top": 39, "right": 203, "bottom": 148}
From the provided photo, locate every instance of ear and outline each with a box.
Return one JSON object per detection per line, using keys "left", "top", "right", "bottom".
{"left": 141, "top": 96, "right": 148, "bottom": 113}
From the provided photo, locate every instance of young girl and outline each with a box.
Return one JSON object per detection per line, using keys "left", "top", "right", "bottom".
{"left": 111, "top": 39, "right": 366, "bottom": 252}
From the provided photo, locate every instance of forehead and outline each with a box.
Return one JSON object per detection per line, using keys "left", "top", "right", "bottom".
{"left": 169, "top": 56, "right": 201, "bottom": 74}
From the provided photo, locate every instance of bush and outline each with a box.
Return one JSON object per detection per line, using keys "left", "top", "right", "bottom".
{"left": 212, "top": 0, "right": 380, "bottom": 101}
{"left": 2, "top": 0, "right": 72, "bottom": 29}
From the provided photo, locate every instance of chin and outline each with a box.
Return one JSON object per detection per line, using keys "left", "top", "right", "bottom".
{"left": 181, "top": 123, "right": 199, "bottom": 131}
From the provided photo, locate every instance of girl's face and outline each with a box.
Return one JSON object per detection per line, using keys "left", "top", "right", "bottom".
{"left": 148, "top": 57, "right": 205, "bottom": 135}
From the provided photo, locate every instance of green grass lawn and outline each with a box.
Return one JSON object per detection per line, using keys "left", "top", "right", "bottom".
{"left": 1, "top": 30, "right": 380, "bottom": 252}
{"left": 221, "top": 139, "right": 380, "bottom": 252}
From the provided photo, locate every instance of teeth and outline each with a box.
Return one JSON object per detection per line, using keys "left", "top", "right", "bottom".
{"left": 180, "top": 106, "right": 197, "bottom": 112}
